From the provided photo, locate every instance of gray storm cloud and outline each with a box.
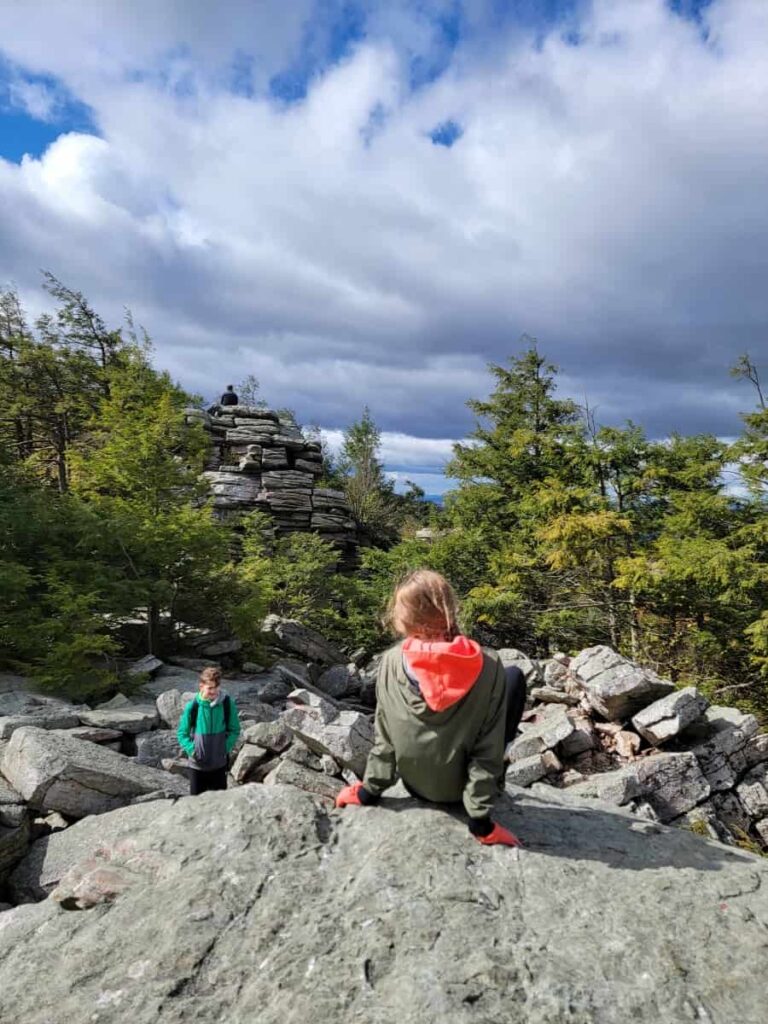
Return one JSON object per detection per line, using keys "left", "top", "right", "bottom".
{"left": 0, "top": 0, "right": 766, "bottom": 447}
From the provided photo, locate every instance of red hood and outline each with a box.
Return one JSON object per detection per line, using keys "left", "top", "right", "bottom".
{"left": 402, "top": 635, "right": 484, "bottom": 712}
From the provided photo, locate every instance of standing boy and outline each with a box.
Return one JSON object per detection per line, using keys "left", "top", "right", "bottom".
{"left": 177, "top": 666, "right": 241, "bottom": 795}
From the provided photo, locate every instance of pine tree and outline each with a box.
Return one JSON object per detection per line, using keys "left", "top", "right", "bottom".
{"left": 69, "top": 345, "right": 228, "bottom": 654}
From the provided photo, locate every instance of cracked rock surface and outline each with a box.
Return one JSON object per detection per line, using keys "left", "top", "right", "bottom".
{"left": 1, "top": 782, "right": 768, "bottom": 1024}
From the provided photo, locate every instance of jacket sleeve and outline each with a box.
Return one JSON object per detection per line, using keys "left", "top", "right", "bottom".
{"left": 225, "top": 699, "right": 241, "bottom": 753}
{"left": 463, "top": 660, "right": 507, "bottom": 820}
{"left": 177, "top": 701, "right": 195, "bottom": 757}
{"left": 362, "top": 667, "right": 398, "bottom": 796}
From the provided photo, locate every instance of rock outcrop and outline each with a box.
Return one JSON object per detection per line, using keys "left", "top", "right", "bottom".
{"left": 188, "top": 404, "right": 358, "bottom": 557}
{"left": 505, "top": 647, "right": 768, "bottom": 846}
{"left": 2, "top": 728, "right": 186, "bottom": 817}
{"left": 1, "top": 783, "right": 768, "bottom": 1023}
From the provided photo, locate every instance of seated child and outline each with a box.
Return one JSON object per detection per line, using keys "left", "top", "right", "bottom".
{"left": 336, "top": 569, "right": 525, "bottom": 846}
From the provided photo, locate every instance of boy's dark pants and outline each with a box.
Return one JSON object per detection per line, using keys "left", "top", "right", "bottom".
{"left": 504, "top": 666, "right": 527, "bottom": 745}
{"left": 189, "top": 766, "right": 228, "bottom": 796}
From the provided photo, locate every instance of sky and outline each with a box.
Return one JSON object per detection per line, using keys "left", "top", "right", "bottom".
{"left": 1, "top": 0, "right": 767, "bottom": 496}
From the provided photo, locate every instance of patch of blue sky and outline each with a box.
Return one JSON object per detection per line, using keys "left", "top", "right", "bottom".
{"left": 667, "top": 0, "right": 713, "bottom": 41}
{"left": 387, "top": 470, "right": 457, "bottom": 498}
{"left": 269, "top": 0, "right": 367, "bottom": 103}
{"left": 408, "top": 1, "right": 463, "bottom": 91}
{"left": 229, "top": 51, "right": 256, "bottom": 99}
{"left": 668, "top": 0, "right": 713, "bottom": 23}
{"left": 486, "top": 0, "right": 582, "bottom": 33}
{"left": 0, "top": 62, "right": 96, "bottom": 163}
{"left": 429, "top": 119, "right": 462, "bottom": 147}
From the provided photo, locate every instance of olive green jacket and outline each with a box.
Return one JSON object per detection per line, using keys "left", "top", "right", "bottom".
{"left": 363, "top": 642, "right": 508, "bottom": 819}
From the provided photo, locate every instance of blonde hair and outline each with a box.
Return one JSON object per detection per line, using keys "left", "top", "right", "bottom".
{"left": 386, "top": 569, "right": 460, "bottom": 640}
{"left": 199, "top": 666, "right": 222, "bottom": 688}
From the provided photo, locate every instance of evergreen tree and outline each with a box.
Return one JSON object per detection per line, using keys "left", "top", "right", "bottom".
{"left": 68, "top": 345, "right": 229, "bottom": 654}
{"left": 338, "top": 407, "right": 399, "bottom": 545}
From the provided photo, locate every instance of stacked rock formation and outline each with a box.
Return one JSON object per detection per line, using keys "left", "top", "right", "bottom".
{"left": 502, "top": 644, "right": 768, "bottom": 849}
{"left": 185, "top": 404, "right": 357, "bottom": 556}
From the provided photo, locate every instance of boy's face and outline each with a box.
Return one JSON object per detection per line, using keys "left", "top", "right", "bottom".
{"left": 200, "top": 681, "right": 220, "bottom": 702}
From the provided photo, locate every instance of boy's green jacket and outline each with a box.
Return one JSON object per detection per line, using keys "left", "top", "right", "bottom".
{"left": 363, "top": 641, "right": 508, "bottom": 819}
{"left": 177, "top": 692, "right": 240, "bottom": 771}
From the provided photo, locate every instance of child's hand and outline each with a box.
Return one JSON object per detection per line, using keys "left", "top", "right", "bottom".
{"left": 335, "top": 782, "right": 364, "bottom": 807}
{"left": 476, "top": 823, "right": 522, "bottom": 847}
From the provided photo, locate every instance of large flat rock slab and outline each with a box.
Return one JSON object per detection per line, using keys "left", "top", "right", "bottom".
{"left": 77, "top": 706, "right": 159, "bottom": 734}
{"left": 1, "top": 727, "right": 186, "bottom": 818}
{"left": 0, "top": 783, "right": 767, "bottom": 1023}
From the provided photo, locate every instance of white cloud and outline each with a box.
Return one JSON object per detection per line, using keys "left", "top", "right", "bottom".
{"left": 1, "top": 0, "right": 767, "bottom": 448}
{"left": 6, "top": 77, "right": 58, "bottom": 121}
{"left": 322, "top": 428, "right": 457, "bottom": 466}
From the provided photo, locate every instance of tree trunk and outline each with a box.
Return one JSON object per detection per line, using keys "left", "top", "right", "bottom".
{"left": 147, "top": 601, "right": 161, "bottom": 656}
{"left": 628, "top": 589, "right": 639, "bottom": 660}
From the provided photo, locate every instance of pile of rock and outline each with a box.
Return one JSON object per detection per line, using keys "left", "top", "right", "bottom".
{"left": 186, "top": 404, "right": 357, "bottom": 555}
{"left": 2, "top": 635, "right": 767, "bottom": 909}
{"left": 0, "top": 630, "right": 376, "bottom": 898}
{"left": 503, "top": 644, "right": 768, "bottom": 849}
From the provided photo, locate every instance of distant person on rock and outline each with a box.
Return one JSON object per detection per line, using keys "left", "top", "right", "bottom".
{"left": 178, "top": 666, "right": 241, "bottom": 796}
{"left": 220, "top": 384, "right": 239, "bottom": 407}
{"left": 336, "top": 569, "right": 525, "bottom": 847}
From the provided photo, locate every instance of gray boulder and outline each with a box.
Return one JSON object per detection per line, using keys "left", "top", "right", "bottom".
{"left": 51, "top": 726, "right": 123, "bottom": 746}
{"left": 631, "top": 686, "right": 708, "bottom": 745}
{"left": 1, "top": 727, "right": 186, "bottom": 818}
{"left": 559, "top": 714, "right": 596, "bottom": 757}
{"left": 78, "top": 706, "right": 159, "bottom": 734}
{"left": 135, "top": 731, "right": 182, "bottom": 768}
{"left": 199, "top": 638, "right": 242, "bottom": 658}
{"left": 506, "top": 705, "right": 574, "bottom": 761}
{"left": 711, "top": 790, "right": 753, "bottom": 837}
{"left": 0, "top": 710, "right": 82, "bottom": 740}
{"left": 126, "top": 654, "right": 164, "bottom": 677}
{"left": 0, "top": 820, "right": 30, "bottom": 879}
{"left": 316, "top": 664, "right": 358, "bottom": 699}
{"left": 505, "top": 754, "right": 548, "bottom": 787}
{"left": 497, "top": 648, "right": 542, "bottom": 684}
{"left": 282, "top": 704, "right": 373, "bottom": 778}
{"left": 570, "top": 646, "right": 675, "bottom": 720}
{"left": 155, "top": 689, "right": 195, "bottom": 729}
{"left": 242, "top": 721, "right": 293, "bottom": 753}
{"left": 569, "top": 753, "right": 710, "bottom": 824}
{"left": 542, "top": 657, "right": 569, "bottom": 689}
{"left": 230, "top": 744, "right": 269, "bottom": 784}
{"left": 690, "top": 706, "right": 760, "bottom": 792}
{"left": 673, "top": 801, "right": 736, "bottom": 846}
{"left": 262, "top": 616, "right": 346, "bottom": 665}
{"left": 529, "top": 686, "right": 580, "bottom": 706}
{"left": 736, "top": 764, "right": 768, "bottom": 820}
{"left": 262, "top": 759, "right": 343, "bottom": 801}
{"left": 567, "top": 765, "right": 644, "bottom": 806}
{"left": 634, "top": 752, "right": 711, "bottom": 822}
{"left": 2, "top": 784, "right": 768, "bottom": 1023}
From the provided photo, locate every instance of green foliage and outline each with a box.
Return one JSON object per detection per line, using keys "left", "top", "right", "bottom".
{"left": 0, "top": 465, "right": 122, "bottom": 697}
{"left": 68, "top": 346, "right": 234, "bottom": 654}
{"left": 3, "top": 277, "right": 768, "bottom": 721}
{"left": 0, "top": 277, "right": 263, "bottom": 696}
{"left": 350, "top": 345, "right": 768, "bottom": 718}
{"left": 236, "top": 374, "right": 260, "bottom": 407}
